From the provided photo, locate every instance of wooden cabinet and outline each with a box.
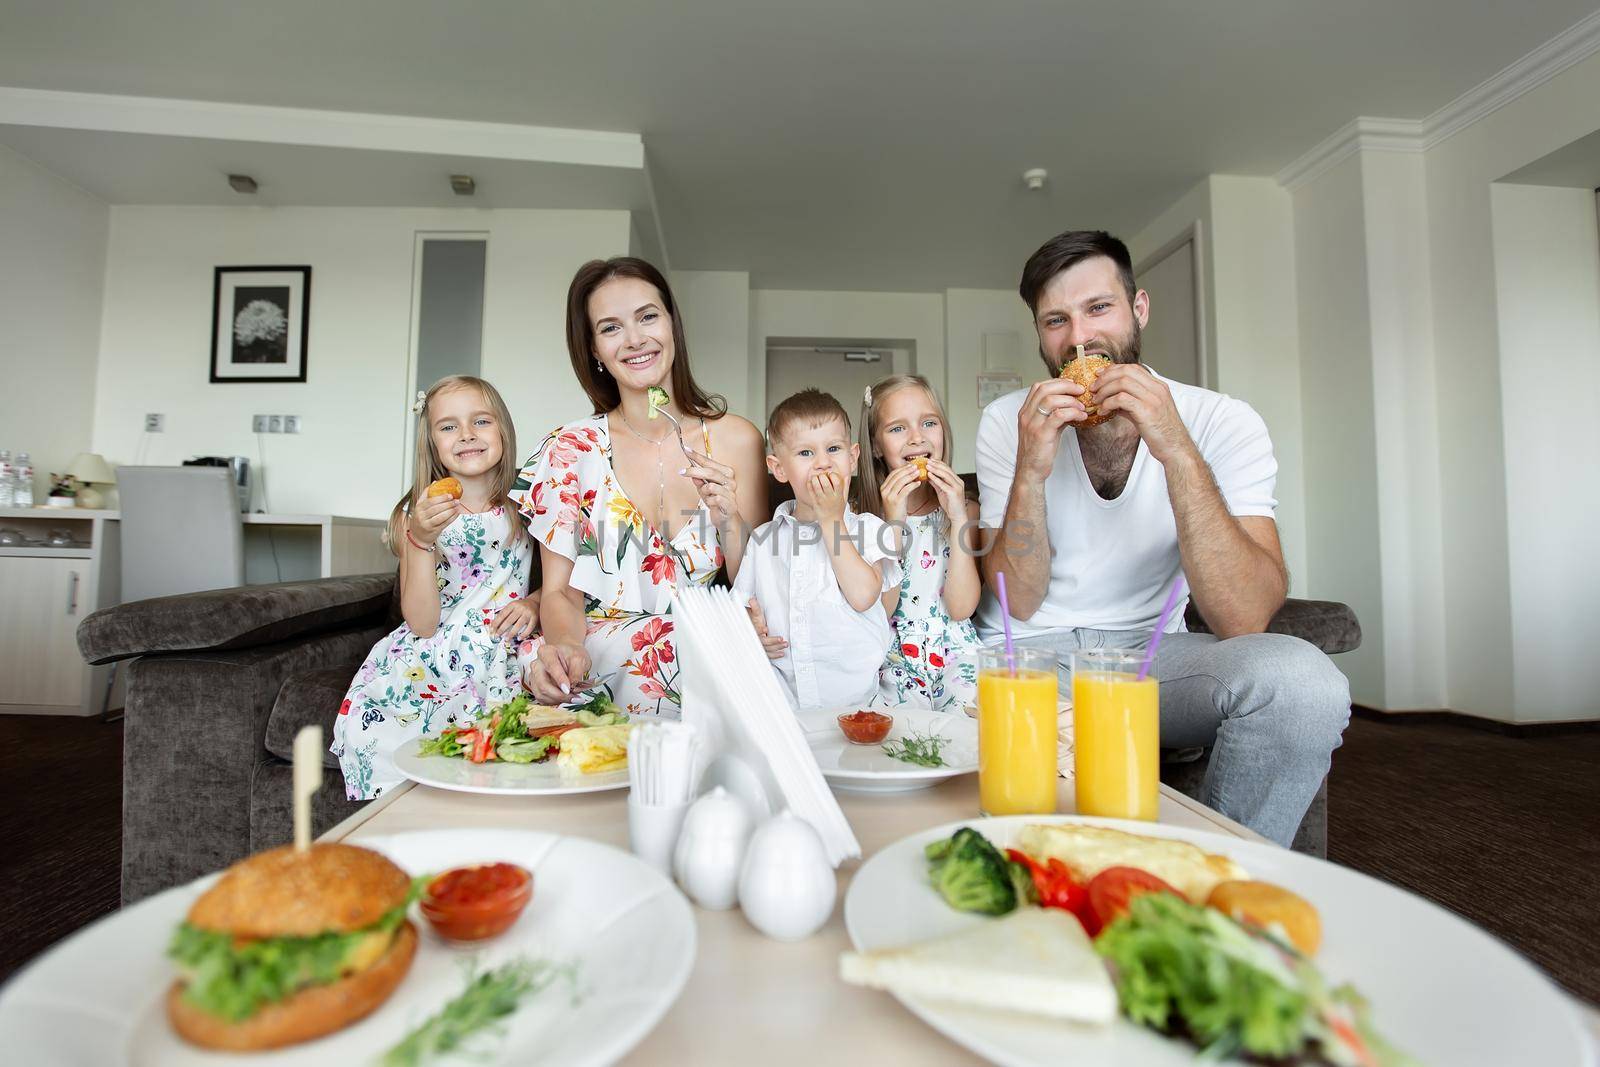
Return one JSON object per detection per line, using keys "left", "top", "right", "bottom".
{"left": 0, "top": 553, "right": 90, "bottom": 707}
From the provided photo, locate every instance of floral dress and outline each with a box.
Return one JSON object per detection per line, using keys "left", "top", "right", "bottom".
{"left": 510, "top": 415, "right": 724, "bottom": 719}
{"left": 875, "top": 509, "right": 982, "bottom": 712}
{"left": 331, "top": 506, "right": 534, "bottom": 800}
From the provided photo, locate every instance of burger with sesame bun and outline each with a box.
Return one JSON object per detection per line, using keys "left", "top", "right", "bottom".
{"left": 1057, "top": 345, "right": 1115, "bottom": 427}
{"left": 166, "top": 843, "right": 419, "bottom": 1051}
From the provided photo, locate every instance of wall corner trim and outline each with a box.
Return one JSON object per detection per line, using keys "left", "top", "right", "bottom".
{"left": 1276, "top": 8, "right": 1600, "bottom": 190}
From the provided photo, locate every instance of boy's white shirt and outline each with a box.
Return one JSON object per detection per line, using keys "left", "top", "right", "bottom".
{"left": 732, "top": 501, "right": 902, "bottom": 710}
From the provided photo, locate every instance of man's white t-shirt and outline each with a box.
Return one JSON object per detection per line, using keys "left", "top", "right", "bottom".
{"left": 973, "top": 371, "right": 1277, "bottom": 639}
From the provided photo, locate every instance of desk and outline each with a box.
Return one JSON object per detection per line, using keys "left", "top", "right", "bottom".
{"left": 0, "top": 507, "right": 391, "bottom": 716}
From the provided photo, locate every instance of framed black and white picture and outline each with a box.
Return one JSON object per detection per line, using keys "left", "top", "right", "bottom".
{"left": 210, "top": 266, "right": 311, "bottom": 382}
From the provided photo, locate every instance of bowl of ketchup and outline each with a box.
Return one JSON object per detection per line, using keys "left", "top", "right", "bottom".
{"left": 419, "top": 862, "right": 533, "bottom": 941}
{"left": 837, "top": 710, "right": 893, "bottom": 746}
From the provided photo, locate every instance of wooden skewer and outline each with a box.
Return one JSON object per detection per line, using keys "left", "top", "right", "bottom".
{"left": 292, "top": 724, "right": 323, "bottom": 852}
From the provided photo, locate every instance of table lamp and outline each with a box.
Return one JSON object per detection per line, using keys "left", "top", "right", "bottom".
{"left": 66, "top": 453, "right": 116, "bottom": 509}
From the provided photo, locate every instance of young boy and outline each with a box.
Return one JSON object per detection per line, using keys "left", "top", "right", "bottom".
{"left": 733, "top": 389, "right": 902, "bottom": 709}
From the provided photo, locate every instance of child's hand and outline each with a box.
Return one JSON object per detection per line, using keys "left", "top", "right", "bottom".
{"left": 409, "top": 492, "right": 459, "bottom": 547}
{"left": 490, "top": 599, "right": 537, "bottom": 641}
{"left": 746, "top": 597, "right": 788, "bottom": 661}
{"left": 809, "top": 470, "right": 848, "bottom": 523}
{"left": 879, "top": 462, "right": 922, "bottom": 524}
{"left": 924, "top": 459, "right": 970, "bottom": 521}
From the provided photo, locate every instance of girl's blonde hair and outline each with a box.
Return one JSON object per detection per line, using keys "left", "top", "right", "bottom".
{"left": 387, "top": 375, "right": 524, "bottom": 557}
{"left": 855, "top": 373, "right": 955, "bottom": 521}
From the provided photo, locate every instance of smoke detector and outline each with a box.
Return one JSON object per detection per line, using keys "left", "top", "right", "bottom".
{"left": 1022, "top": 168, "right": 1048, "bottom": 191}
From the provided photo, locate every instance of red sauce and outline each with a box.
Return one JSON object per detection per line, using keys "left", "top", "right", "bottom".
{"left": 420, "top": 862, "right": 533, "bottom": 941}
{"left": 838, "top": 710, "right": 893, "bottom": 745}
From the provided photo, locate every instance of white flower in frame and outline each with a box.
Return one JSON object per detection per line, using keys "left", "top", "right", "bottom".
{"left": 234, "top": 299, "right": 288, "bottom": 346}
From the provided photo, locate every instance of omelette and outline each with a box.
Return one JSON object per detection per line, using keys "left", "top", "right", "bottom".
{"left": 554, "top": 723, "right": 632, "bottom": 775}
{"left": 1014, "top": 823, "right": 1247, "bottom": 903}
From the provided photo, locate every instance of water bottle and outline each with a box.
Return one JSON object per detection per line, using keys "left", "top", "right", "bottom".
{"left": 13, "top": 452, "right": 33, "bottom": 508}
{"left": 0, "top": 450, "right": 13, "bottom": 508}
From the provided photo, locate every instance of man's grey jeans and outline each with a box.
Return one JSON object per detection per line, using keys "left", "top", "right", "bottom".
{"left": 1009, "top": 627, "right": 1351, "bottom": 847}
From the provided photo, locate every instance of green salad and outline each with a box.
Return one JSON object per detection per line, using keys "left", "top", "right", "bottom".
{"left": 416, "top": 692, "right": 627, "bottom": 764}
{"left": 1095, "top": 893, "right": 1419, "bottom": 1066}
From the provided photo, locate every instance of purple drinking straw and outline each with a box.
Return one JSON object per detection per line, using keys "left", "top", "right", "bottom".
{"left": 1137, "top": 576, "right": 1187, "bottom": 681}
{"left": 994, "top": 571, "right": 1017, "bottom": 672}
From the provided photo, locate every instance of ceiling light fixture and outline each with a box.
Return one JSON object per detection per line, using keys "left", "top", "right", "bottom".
{"left": 450, "top": 175, "right": 476, "bottom": 196}
{"left": 1022, "top": 168, "right": 1048, "bottom": 191}
{"left": 227, "top": 174, "right": 258, "bottom": 194}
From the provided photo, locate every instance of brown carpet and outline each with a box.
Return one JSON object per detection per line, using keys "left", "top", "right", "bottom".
{"left": 0, "top": 711, "right": 1596, "bottom": 1009}
{"left": 0, "top": 714, "right": 122, "bottom": 985}
{"left": 1329, "top": 710, "right": 1600, "bottom": 1007}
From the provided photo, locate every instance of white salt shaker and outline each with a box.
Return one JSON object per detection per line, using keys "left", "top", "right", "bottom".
{"left": 737, "top": 809, "right": 837, "bottom": 941}
{"left": 672, "top": 786, "right": 752, "bottom": 910}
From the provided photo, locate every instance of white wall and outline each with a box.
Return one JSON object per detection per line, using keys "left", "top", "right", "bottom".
{"left": 1490, "top": 183, "right": 1600, "bottom": 721}
{"left": 670, "top": 269, "right": 751, "bottom": 418}
{"left": 0, "top": 143, "right": 108, "bottom": 498}
{"left": 749, "top": 288, "right": 947, "bottom": 457}
{"left": 943, "top": 289, "right": 1037, "bottom": 473}
{"left": 1359, "top": 151, "right": 1447, "bottom": 710}
{"left": 1129, "top": 176, "right": 1309, "bottom": 598}
{"left": 1422, "top": 46, "right": 1600, "bottom": 721}
{"left": 1291, "top": 155, "right": 1387, "bottom": 707}
{"left": 92, "top": 206, "right": 630, "bottom": 518}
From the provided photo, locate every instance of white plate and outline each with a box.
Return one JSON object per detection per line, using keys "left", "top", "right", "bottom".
{"left": 0, "top": 829, "right": 695, "bottom": 1067}
{"left": 394, "top": 737, "right": 630, "bottom": 795}
{"left": 800, "top": 707, "right": 980, "bottom": 793}
{"left": 844, "top": 815, "right": 1595, "bottom": 1067}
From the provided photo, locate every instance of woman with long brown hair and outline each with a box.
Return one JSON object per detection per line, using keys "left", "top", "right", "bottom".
{"left": 511, "top": 257, "right": 767, "bottom": 717}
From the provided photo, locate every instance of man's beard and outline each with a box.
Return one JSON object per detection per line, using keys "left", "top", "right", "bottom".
{"left": 1042, "top": 318, "right": 1142, "bottom": 374}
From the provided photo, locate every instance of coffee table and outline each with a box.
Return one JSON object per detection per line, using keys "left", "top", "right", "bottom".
{"left": 324, "top": 774, "right": 1283, "bottom": 1064}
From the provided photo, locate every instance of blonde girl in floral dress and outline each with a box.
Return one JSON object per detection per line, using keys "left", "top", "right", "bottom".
{"left": 332, "top": 376, "right": 539, "bottom": 799}
{"left": 856, "top": 375, "right": 983, "bottom": 711}
{"left": 516, "top": 257, "right": 767, "bottom": 717}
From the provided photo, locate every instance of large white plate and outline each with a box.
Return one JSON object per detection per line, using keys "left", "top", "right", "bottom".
{"left": 844, "top": 815, "right": 1595, "bottom": 1067}
{"left": 800, "top": 707, "right": 979, "bottom": 793}
{"left": 394, "top": 737, "right": 630, "bottom": 795}
{"left": 0, "top": 829, "right": 695, "bottom": 1067}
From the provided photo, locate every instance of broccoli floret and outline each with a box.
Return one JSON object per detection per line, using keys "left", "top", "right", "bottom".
{"left": 924, "top": 828, "right": 1017, "bottom": 916}
{"left": 647, "top": 386, "right": 670, "bottom": 418}
{"left": 1006, "top": 857, "right": 1039, "bottom": 906}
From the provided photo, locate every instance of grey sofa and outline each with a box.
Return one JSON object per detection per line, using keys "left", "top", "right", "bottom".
{"left": 81, "top": 497, "right": 1359, "bottom": 902}
{"left": 77, "top": 574, "right": 396, "bottom": 904}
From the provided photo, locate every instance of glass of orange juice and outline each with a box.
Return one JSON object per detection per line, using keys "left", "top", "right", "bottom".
{"left": 1072, "top": 649, "right": 1159, "bottom": 820}
{"left": 977, "top": 648, "right": 1060, "bottom": 816}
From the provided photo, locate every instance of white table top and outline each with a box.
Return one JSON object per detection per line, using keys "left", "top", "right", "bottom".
{"left": 326, "top": 769, "right": 1600, "bottom": 1061}
{"left": 324, "top": 775, "right": 1270, "bottom": 1065}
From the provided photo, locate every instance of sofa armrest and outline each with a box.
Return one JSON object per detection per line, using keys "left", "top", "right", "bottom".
{"left": 79, "top": 573, "right": 396, "bottom": 665}
{"left": 1184, "top": 598, "right": 1362, "bottom": 655}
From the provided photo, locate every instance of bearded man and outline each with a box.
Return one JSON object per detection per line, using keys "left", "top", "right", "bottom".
{"left": 974, "top": 229, "right": 1349, "bottom": 846}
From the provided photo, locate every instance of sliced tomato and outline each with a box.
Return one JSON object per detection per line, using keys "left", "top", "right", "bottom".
{"left": 469, "top": 729, "right": 494, "bottom": 764}
{"left": 1085, "top": 866, "right": 1183, "bottom": 934}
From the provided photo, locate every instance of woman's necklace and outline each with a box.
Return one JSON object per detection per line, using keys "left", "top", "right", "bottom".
{"left": 617, "top": 410, "right": 673, "bottom": 532}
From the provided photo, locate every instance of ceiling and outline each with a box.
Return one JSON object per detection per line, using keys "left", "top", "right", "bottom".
{"left": 1, "top": 0, "right": 1595, "bottom": 291}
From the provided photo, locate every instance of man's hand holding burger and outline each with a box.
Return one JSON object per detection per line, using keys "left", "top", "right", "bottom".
{"left": 1090, "top": 364, "right": 1198, "bottom": 468}
{"left": 1016, "top": 376, "right": 1087, "bottom": 479}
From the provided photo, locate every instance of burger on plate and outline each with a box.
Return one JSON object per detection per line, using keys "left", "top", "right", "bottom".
{"left": 1057, "top": 346, "right": 1115, "bottom": 427}
{"left": 166, "top": 843, "right": 418, "bottom": 1051}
